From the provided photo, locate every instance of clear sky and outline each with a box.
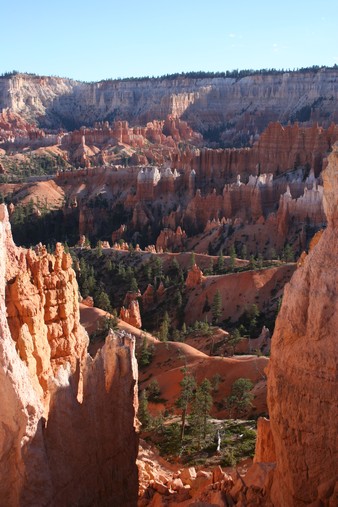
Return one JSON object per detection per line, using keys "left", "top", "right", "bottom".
{"left": 1, "top": 0, "right": 337, "bottom": 82}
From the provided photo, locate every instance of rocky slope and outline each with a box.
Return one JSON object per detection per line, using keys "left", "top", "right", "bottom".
{"left": 266, "top": 144, "right": 338, "bottom": 506}
{"left": 1, "top": 68, "right": 338, "bottom": 140}
{"left": 0, "top": 204, "right": 139, "bottom": 507}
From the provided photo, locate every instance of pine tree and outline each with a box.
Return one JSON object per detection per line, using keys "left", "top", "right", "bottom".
{"left": 212, "top": 290, "right": 222, "bottom": 324}
{"left": 138, "top": 390, "right": 151, "bottom": 429}
{"left": 189, "top": 379, "right": 213, "bottom": 448}
{"left": 245, "top": 304, "right": 260, "bottom": 335}
{"left": 171, "top": 258, "right": 180, "bottom": 279}
{"left": 269, "top": 247, "right": 278, "bottom": 260}
{"left": 105, "top": 258, "right": 113, "bottom": 272}
{"left": 241, "top": 244, "right": 248, "bottom": 260}
{"left": 139, "top": 337, "right": 153, "bottom": 367}
{"left": 282, "top": 244, "right": 295, "bottom": 262}
{"left": 145, "top": 263, "right": 152, "bottom": 282}
{"left": 176, "top": 368, "right": 196, "bottom": 441}
{"left": 249, "top": 255, "right": 256, "bottom": 270}
{"left": 204, "top": 259, "right": 214, "bottom": 276}
{"left": 175, "top": 289, "right": 183, "bottom": 307}
{"left": 153, "top": 257, "right": 163, "bottom": 279}
{"left": 96, "top": 240, "right": 103, "bottom": 258}
{"left": 130, "top": 276, "right": 139, "bottom": 292}
{"left": 216, "top": 251, "right": 224, "bottom": 274}
{"left": 257, "top": 253, "right": 264, "bottom": 269}
{"left": 147, "top": 379, "right": 161, "bottom": 402}
{"left": 225, "top": 378, "right": 254, "bottom": 418}
{"left": 95, "top": 290, "right": 112, "bottom": 313}
{"left": 158, "top": 311, "right": 170, "bottom": 341}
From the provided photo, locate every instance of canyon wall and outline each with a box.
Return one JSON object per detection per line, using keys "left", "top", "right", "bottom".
{"left": 176, "top": 122, "right": 338, "bottom": 180}
{"left": 266, "top": 144, "right": 338, "bottom": 506}
{"left": 0, "top": 204, "right": 139, "bottom": 507}
{"left": 1, "top": 69, "right": 338, "bottom": 136}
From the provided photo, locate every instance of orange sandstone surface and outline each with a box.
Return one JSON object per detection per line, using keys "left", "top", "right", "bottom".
{"left": 0, "top": 204, "right": 139, "bottom": 507}
{"left": 265, "top": 143, "right": 338, "bottom": 506}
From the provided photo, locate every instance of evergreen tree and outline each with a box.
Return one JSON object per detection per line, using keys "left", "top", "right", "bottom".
{"left": 174, "top": 289, "right": 183, "bottom": 307}
{"left": 87, "top": 266, "right": 96, "bottom": 294}
{"left": 189, "top": 379, "right": 213, "bottom": 448}
{"left": 225, "top": 378, "right": 254, "bottom": 418}
{"left": 147, "top": 379, "right": 161, "bottom": 402}
{"left": 269, "top": 247, "right": 278, "bottom": 260}
{"left": 282, "top": 244, "right": 295, "bottom": 262}
{"left": 171, "top": 258, "right": 180, "bottom": 278}
{"left": 212, "top": 290, "right": 222, "bottom": 324}
{"left": 172, "top": 328, "right": 181, "bottom": 342}
{"left": 139, "top": 337, "right": 153, "bottom": 367}
{"left": 96, "top": 240, "right": 103, "bottom": 258}
{"left": 204, "top": 259, "right": 214, "bottom": 276}
{"left": 257, "top": 253, "right": 264, "bottom": 269}
{"left": 241, "top": 244, "right": 248, "bottom": 260}
{"left": 138, "top": 390, "right": 151, "bottom": 429}
{"left": 118, "top": 263, "right": 126, "bottom": 279}
{"left": 176, "top": 368, "right": 196, "bottom": 441}
{"left": 158, "top": 311, "right": 170, "bottom": 341}
{"left": 216, "top": 251, "right": 224, "bottom": 274}
{"left": 95, "top": 290, "right": 112, "bottom": 313}
{"left": 249, "top": 255, "right": 256, "bottom": 270}
{"left": 130, "top": 276, "right": 139, "bottom": 292}
{"left": 105, "top": 258, "right": 113, "bottom": 272}
{"left": 153, "top": 257, "right": 163, "bottom": 279}
{"left": 145, "top": 263, "right": 152, "bottom": 282}
{"left": 245, "top": 304, "right": 260, "bottom": 335}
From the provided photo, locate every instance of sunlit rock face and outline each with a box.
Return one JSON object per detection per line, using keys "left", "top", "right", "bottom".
{"left": 2, "top": 70, "right": 338, "bottom": 138}
{"left": 0, "top": 204, "right": 139, "bottom": 507}
{"left": 267, "top": 145, "right": 338, "bottom": 506}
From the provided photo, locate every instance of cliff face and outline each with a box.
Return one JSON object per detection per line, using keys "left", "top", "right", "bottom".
{"left": 181, "top": 122, "right": 338, "bottom": 180}
{"left": 0, "top": 204, "right": 139, "bottom": 507}
{"left": 267, "top": 145, "right": 338, "bottom": 506}
{"left": 2, "top": 69, "right": 338, "bottom": 135}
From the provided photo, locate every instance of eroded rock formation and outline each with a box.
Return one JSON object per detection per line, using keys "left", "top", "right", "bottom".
{"left": 155, "top": 226, "right": 187, "bottom": 252}
{"left": 0, "top": 204, "right": 139, "bottom": 507}
{"left": 266, "top": 144, "right": 338, "bottom": 506}
{"left": 2, "top": 70, "right": 338, "bottom": 140}
{"left": 185, "top": 263, "right": 205, "bottom": 288}
{"left": 120, "top": 291, "right": 142, "bottom": 329}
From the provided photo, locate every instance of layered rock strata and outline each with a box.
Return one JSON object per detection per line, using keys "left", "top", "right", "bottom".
{"left": 0, "top": 204, "right": 139, "bottom": 507}
{"left": 2, "top": 69, "right": 338, "bottom": 138}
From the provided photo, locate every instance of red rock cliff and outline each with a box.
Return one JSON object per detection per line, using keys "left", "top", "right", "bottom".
{"left": 0, "top": 204, "right": 139, "bottom": 507}
{"left": 267, "top": 144, "right": 338, "bottom": 506}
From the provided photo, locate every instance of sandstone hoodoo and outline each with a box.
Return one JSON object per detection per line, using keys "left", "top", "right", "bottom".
{"left": 0, "top": 204, "right": 139, "bottom": 507}
{"left": 264, "top": 144, "right": 338, "bottom": 506}
{"left": 3, "top": 118, "right": 331, "bottom": 261}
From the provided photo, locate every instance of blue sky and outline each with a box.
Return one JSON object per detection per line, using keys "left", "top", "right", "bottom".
{"left": 1, "top": 0, "right": 337, "bottom": 82}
